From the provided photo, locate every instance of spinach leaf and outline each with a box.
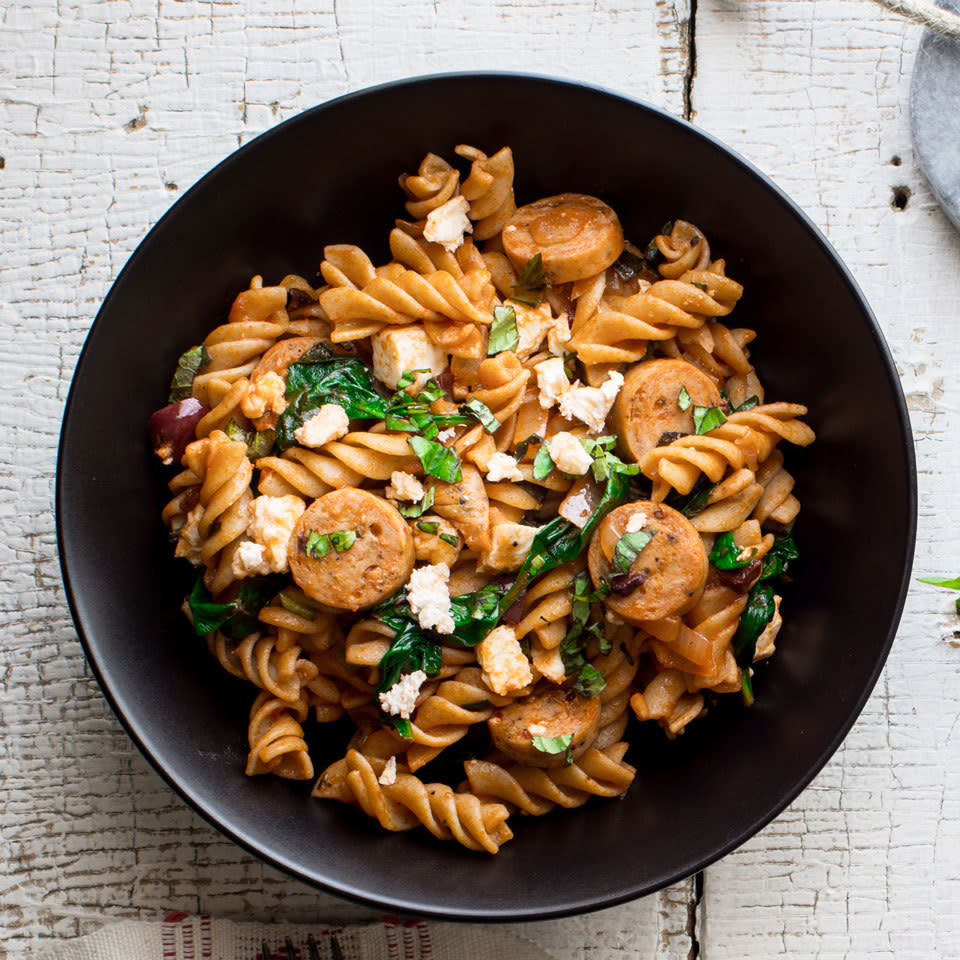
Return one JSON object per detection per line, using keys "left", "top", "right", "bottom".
{"left": 678, "top": 385, "right": 692, "bottom": 411}
{"left": 680, "top": 477, "right": 715, "bottom": 518}
{"left": 398, "top": 486, "right": 435, "bottom": 519}
{"left": 533, "top": 444, "right": 555, "bottom": 480}
{"left": 759, "top": 533, "right": 798, "bottom": 581}
{"left": 447, "top": 581, "right": 512, "bottom": 647}
{"left": 611, "top": 530, "right": 654, "bottom": 576}
{"left": 733, "top": 395, "right": 760, "bottom": 413}
{"left": 460, "top": 397, "right": 500, "bottom": 433}
{"left": 224, "top": 420, "right": 275, "bottom": 460}
{"left": 511, "top": 254, "right": 547, "bottom": 306}
{"left": 733, "top": 583, "right": 777, "bottom": 665}
{"left": 168, "top": 345, "right": 210, "bottom": 403}
{"left": 709, "top": 531, "right": 754, "bottom": 570}
{"left": 186, "top": 574, "right": 283, "bottom": 639}
{"left": 693, "top": 405, "right": 727, "bottom": 435}
{"left": 408, "top": 435, "right": 462, "bottom": 483}
{"left": 488, "top": 305, "right": 519, "bottom": 355}
{"left": 375, "top": 616, "right": 444, "bottom": 695}
{"left": 611, "top": 248, "right": 647, "bottom": 281}
{"left": 276, "top": 344, "right": 387, "bottom": 450}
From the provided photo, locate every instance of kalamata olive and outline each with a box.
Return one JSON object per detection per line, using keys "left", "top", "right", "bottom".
{"left": 717, "top": 558, "right": 763, "bottom": 593}
{"left": 149, "top": 397, "right": 208, "bottom": 466}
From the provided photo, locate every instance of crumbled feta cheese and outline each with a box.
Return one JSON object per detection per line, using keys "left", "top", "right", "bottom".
{"left": 479, "top": 522, "right": 539, "bottom": 573}
{"left": 406, "top": 562, "right": 454, "bottom": 635}
{"left": 736, "top": 545, "right": 759, "bottom": 564}
{"left": 535, "top": 356, "right": 570, "bottom": 409}
{"left": 293, "top": 403, "right": 350, "bottom": 448}
{"left": 174, "top": 504, "right": 205, "bottom": 565}
{"left": 547, "top": 313, "right": 572, "bottom": 356}
{"left": 378, "top": 670, "right": 428, "bottom": 720}
{"left": 385, "top": 470, "right": 425, "bottom": 503}
{"left": 231, "top": 540, "right": 270, "bottom": 579}
{"left": 485, "top": 452, "right": 524, "bottom": 483}
{"left": 625, "top": 512, "right": 648, "bottom": 534}
{"left": 477, "top": 625, "right": 533, "bottom": 696}
{"left": 247, "top": 494, "right": 306, "bottom": 573}
{"left": 436, "top": 427, "right": 457, "bottom": 444}
{"left": 241, "top": 371, "right": 288, "bottom": 420}
{"left": 423, "top": 195, "right": 473, "bottom": 253}
{"left": 378, "top": 755, "right": 398, "bottom": 786}
{"left": 372, "top": 325, "right": 447, "bottom": 391}
{"left": 513, "top": 301, "right": 555, "bottom": 359}
{"left": 557, "top": 371, "right": 624, "bottom": 433}
{"left": 546, "top": 432, "right": 593, "bottom": 476}
{"left": 754, "top": 595, "right": 783, "bottom": 661}
{"left": 527, "top": 724, "right": 547, "bottom": 736}
{"left": 559, "top": 488, "right": 592, "bottom": 528}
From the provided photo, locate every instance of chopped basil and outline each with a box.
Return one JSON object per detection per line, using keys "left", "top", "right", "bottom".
{"left": 416, "top": 520, "right": 440, "bottom": 535}
{"left": 733, "top": 583, "right": 777, "bottom": 665}
{"left": 611, "top": 248, "right": 647, "bottom": 281}
{"left": 460, "top": 397, "right": 500, "bottom": 433}
{"left": 514, "top": 434, "right": 542, "bottom": 461}
{"left": 693, "top": 404, "right": 728, "bottom": 434}
{"left": 532, "top": 444, "right": 555, "bottom": 480}
{"left": 709, "top": 531, "right": 754, "bottom": 570}
{"left": 581, "top": 435, "right": 639, "bottom": 483}
{"left": 678, "top": 385, "right": 692, "bottom": 411}
{"left": 917, "top": 574, "right": 960, "bottom": 589}
{"left": 680, "top": 478, "right": 715, "bottom": 518}
{"left": 385, "top": 376, "right": 469, "bottom": 437}
{"left": 531, "top": 733, "right": 572, "bottom": 755}
{"left": 398, "top": 486, "right": 435, "bottom": 519}
{"left": 574, "top": 663, "right": 606, "bottom": 699}
{"left": 733, "top": 395, "right": 760, "bottom": 413}
{"left": 186, "top": 574, "right": 282, "bottom": 639}
{"left": 396, "top": 368, "right": 431, "bottom": 390}
{"left": 511, "top": 253, "right": 547, "bottom": 306}
{"left": 246, "top": 429, "right": 276, "bottom": 460}
{"left": 329, "top": 529, "right": 357, "bottom": 552}
{"left": 224, "top": 419, "right": 246, "bottom": 443}
{"left": 168, "top": 345, "right": 210, "bottom": 403}
{"left": 278, "top": 590, "right": 319, "bottom": 619}
{"left": 610, "top": 529, "right": 653, "bottom": 576}
{"left": 691, "top": 281, "right": 708, "bottom": 292}
{"left": 439, "top": 532, "right": 459, "bottom": 547}
{"left": 408, "top": 435, "right": 462, "bottom": 483}
{"left": 487, "top": 305, "right": 519, "bottom": 355}
{"left": 305, "top": 530, "right": 331, "bottom": 558}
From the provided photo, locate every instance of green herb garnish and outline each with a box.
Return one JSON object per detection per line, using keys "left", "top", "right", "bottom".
{"left": 733, "top": 395, "right": 760, "bottom": 413}
{"left": 533, "top": 444, "right": 555, "bottom": 481}
{"left": 610, "top": 248, "right": 648, "bottom": 281}
{"left": 168, "top": 345, "right": 210, "bottom": 403}
{"left": 709, "top": 531, "right": 754, "bottom": 570}
{"left": 573, "top": 663, "right": 606, "bottom": 699}
{"left": 514, "top": 434, "right": 542, "bottom": 460}
{"left": 693, "top": 405, "right": 728, "bottom": 434}
{"left": 581, "top": 435, "right": 640, "bottom": 483}
{"left": 329, "top": 529, "right": 357, "bottom": 552}
{"left": 610, "top": 530, "right": 653, "bottom": 576}
{"left": 531, "top": 733, "right": 572, "bottom": 756}
{"left": 439, "top": 532, "right": 459, "bottom": 547}
{"left": 488, "top": 305, "right": 520, "bottom": 355}
{"left": 278, "top": 590, "right": 318, "bottom": 619}
{"left": 758, "top": 533, "right": 798, "bottom": 581}
{"left": 416, "top": 520, "right": 440, "bottom": 535}
{"left": 678, "top": 385, "right": 692, "bottom": 411}
{"left": 733, "top": 583, "right": 777, "bottom": 666}
{"left": 460, "top": 397, "right": 500, "bottom": 433}
{"left": 511, "top": 253, "right": 547, "bottom": 306}
{"left": 305, "top": 530, "right": 332, "bottom": 558}
{"left": 396, "top": 368, "right": 431, "bottom": 390}
{"left": 398, "top": 485, "right": 435, "bottom": 519}
{"left": 186, "top": 574, "right": 282, "bottom": 639}
{"left": 692, "top": 282, "right": 707, "bottom": 292}
{"left": 408, "top": 435, "right": 462, "bottom": 483}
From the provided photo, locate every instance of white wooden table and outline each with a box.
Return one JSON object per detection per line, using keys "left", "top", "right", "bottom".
{"left": 3, "top": 1, "right": 959, "bottom": 957}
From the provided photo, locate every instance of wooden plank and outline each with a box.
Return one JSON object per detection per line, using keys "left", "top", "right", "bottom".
{"left": 692, "top": 2, "right": 960, "bottom": 957}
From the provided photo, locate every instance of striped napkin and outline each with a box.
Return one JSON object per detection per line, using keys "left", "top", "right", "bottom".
{"left": 41, "top": 912, "right": 554, "bottom": 960}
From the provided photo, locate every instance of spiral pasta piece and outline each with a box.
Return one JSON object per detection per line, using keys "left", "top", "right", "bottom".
{"left": 753, "top": 448, "right": 801, "bottom": 527}
{"left": 656, "top": 220, "right": 712, "bottom": 278}
{"left": 245, "top": 690, "right": 314, "bottom": 780}
{"left": 399, "top": 152, "right": 460, "bottom": 220}
{"left": 463, "top": 742, "right": 635, "bottom": 817}
{"left": 207, "top": 630, "right": 319, "bottom": 703}
{"left": 513, "top": 560, "right": 584, "bottom": 652}
{"left": 630, "top": 669, "right": 705, "bottom": 737}
{"left": 689, "top": 468, "right": 765, "bottom": 533}
{"left": 315, "top": 750, "right": 513, "bottom": 853}
{"left": 455, "top": 144, "right": 516, "bottom": 241}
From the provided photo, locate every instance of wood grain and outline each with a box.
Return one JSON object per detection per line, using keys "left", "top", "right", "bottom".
{"left": 1, "top": 1, "right": 956, "bottom": 958}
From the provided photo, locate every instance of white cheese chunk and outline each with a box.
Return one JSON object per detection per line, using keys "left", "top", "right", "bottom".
{"left": 547, "top": 313, "right": 572, "bottom": 356}
{"left": 527, "top": 723, "right": 547, "bottom": 736}
{"left": 371, "top": 325, "right": 447, "bottom": 392}
{"left": 436, "top": 427, "right": 457, "bottom": 444}
{"left": 479, "top": 522, "right": 539, "bottom": 573}
{"left": 546, "top": 431, "right": 593, "bottom": 476}
{"left": 557, "top": 371, "right": 624, "bottom": 433}
{"left": 174, "top": 504, "right": 205, "bottom": 566}
{"left": 240, "top": 371, "right": 288, "bottom": 420}
{"left": 378, "top": 670, "right": 428, "bottom": 720}
{"left": 485, "top": 452, "right": 524, "bottom": 483}
{"left": 247, "top": 494, "right": 306, "bottom": 573}
{"left": 385, "top": 470, "right": 425, "bottom": 503}
{"left": 754, "top": 595, "right": 783, "bottom": 661}
{"left": 423, "top": 195, "right": 473, "bottom": 253}
{"left": 477, "top": 625, "right": 533, "bottom": 696}
{"left": 405, "top": 562, "right": 454, "bottom": 635}
{"left": 513, "top": 301, "right": 555, "bottom": 359}
{"left": 293, "top": 403, "right": 350, "bottom": 448}
{"left": 535, "top": 356, "right": 571, "bottom": 410}
{"left": 378, "top": 755, "right": 398, "bottom": 786}
{"left": 625, "top": 512, "right": 648, "bottom": 533}
{"left": 231, "top": 540, "right": 270, "bottom": 579}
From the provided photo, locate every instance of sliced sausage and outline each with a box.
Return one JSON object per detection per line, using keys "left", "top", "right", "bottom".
{"left": 612, "top": 359, "right": 722, "bottom": 463}
{"left": 289, "top": 488, "right": 414, "bottom": 611}
{"left": 588, "top": 501, "right": 708, "bottom": 623}
{"left": 488, "top": 685, "right": 601, "bottom": 768}
{"left": 501, "top": 193, "right": 624, "bottom": 285}
{"left": 248, "top": 336, "right": 325, "bottom": 430}
{"left": 428, "top": 463, "right": 490, "bottom": 553}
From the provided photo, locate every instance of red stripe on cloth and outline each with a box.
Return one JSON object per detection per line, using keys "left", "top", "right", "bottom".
{"left": 383, "top": 918, "right": 401, "bottom": 960}
{"left": 200, "top": 915, "right": 212, "bottom": 960}
{"left": 413, "top": 920, "right": 432, "bottom": 959}
{"left": 161, "top": 916, "right": 180, "bottom": 960}
{"left": 181, "top": 917, "right": 195, "bottom": 960}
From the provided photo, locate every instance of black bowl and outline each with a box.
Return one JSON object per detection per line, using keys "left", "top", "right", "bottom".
{"left": 57, "top": 73, "right": 916, "bottom": 920}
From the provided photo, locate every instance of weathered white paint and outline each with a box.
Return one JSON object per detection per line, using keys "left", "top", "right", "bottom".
{"left": 1, "top": 1, "right": 957, "bottom": 958}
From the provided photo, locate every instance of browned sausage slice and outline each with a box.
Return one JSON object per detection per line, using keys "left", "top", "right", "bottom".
{"left": 612, "top": 359, "right": 722, "bottom": 463}
{"left": 289, "top": 488, "right": 415, "bottom": 611}
{"left": 488, "top": 686, "right": 601, "bottom": 768}
{"left": 501, "top": 193, "right": 624, "bottom": 285}
{"left": 588, "top": 501, "right": 708, "bottom": 623}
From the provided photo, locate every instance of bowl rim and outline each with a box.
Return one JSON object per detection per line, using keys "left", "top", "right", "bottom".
{"left": 56, "top": 70, "right": 918, "bottom": 921}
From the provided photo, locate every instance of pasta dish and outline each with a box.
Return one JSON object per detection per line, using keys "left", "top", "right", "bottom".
{"left": 148, "top": 144, "right": 815, "bottom": 853}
